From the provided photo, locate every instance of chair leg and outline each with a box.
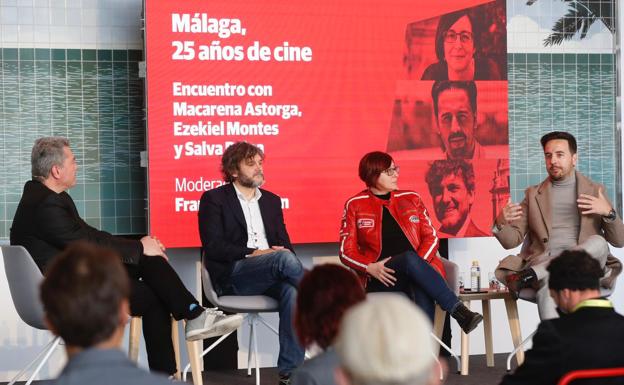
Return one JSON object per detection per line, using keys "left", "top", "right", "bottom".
{"left": 506, "top": 330, "right": 535, "bottom": 372}
{"left": 430, "top": 333, "right": 460, "bottom": 373}
{"left": 182, "top": 330, "right": 236, "bottom": 382}
{"left": 252, "top": 319, "right": 260, "bottom": 385}
{"left": 171, "top": 319, "right": 181, "bottom": 380}
{"left": 8, "top": 335, "right": 60, "bottom": 385}
{"left": 432, "top": 305, "right": 446, "bottom": 355}
{"left": 431, "top": 351, "right": 443, "bottom": 381}
{"left": 504, "top": 296, "right": 525, "bottom": 369}
{"left": 185, "top": 338, "right": 204, "bottom": 385}
{"left": 128, "top": 316, "right": 142, "bottom": 363}
{"left": 25, "top": 336, "right": 61, "bottom": 385}
{"left": 257, "top": 315, "right": 279, "bottom": 336}
{"left": 247, "top": 315, "right": 255, "bottom": 377}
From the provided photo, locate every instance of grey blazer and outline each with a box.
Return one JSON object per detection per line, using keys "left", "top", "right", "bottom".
{"left": 53, "top": 348, "right": 173, "bottom": 385}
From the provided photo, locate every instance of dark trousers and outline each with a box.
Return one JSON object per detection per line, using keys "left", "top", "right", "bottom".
{"left": 366, "top": 251, "right": 459, "bottom": 321}
{"left": 126, "top": 254, "right": 199, "bottom": 375}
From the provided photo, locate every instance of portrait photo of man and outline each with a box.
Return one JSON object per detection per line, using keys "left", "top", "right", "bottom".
{"left": 425, "top": 159, "right": 489, "bottom": 237}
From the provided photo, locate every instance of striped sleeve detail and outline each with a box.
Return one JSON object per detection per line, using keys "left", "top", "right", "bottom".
{"left": 394, "top": 191, "right": 422, "bottom": 199}
{"left": 420, "top": 206, "right": 438, "bottom": 261}
{"left": 339, "top": 249, "right": 368, "bottom": 270}
{"left": 339, "top": 194, "right": 371, "bottom": 270}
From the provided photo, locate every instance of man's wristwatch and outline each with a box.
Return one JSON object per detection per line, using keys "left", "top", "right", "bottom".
{"left": 604, "top": 208, "right": 617, "bottom": 221}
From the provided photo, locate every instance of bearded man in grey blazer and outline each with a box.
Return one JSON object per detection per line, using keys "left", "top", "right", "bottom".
{"left": 493, "top": 131, "right": 624, "bottom": 319}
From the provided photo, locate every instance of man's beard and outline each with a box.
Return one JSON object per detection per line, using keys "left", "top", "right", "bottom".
{"left": 238, "top": 172, "right": 264, "bottom": 188}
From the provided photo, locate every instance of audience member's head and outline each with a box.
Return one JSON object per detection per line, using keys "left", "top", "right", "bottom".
{"left": 220, "top": 141, "right": 265, "bottom": 184}
{"left": 295, "top": 264, "right": 366, "bottom": 350}
{"left": 335, "top": 293, "right": 439, "bottom": 385}
{"left": 40, "top": 242, "right": 130, "bottom": 352}
{"left": 547, "top": 249, "right": 603, "bottom": 313}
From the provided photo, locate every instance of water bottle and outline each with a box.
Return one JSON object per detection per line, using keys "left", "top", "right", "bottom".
{"left": 470, "top": 260, "right": 481, "bottom": 291}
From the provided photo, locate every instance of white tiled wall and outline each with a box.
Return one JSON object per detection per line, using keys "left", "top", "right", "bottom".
{"left": 507, "top": 0, "right": 614, "bottom": 53}
{"left": 0, "top": 0, "right": 142, "bottom": 48}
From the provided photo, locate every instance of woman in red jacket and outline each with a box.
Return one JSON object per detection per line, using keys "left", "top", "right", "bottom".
{"left": 339, "top": 151, "right": 482, "bottom": 333}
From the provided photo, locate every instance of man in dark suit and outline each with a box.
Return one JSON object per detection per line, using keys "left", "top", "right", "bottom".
{"left": 500, "top": 249, "right": 624, "bottom": 385}
{"left": 199, "top": 141, "right": 305, "bottom": 385}
{"left": 11, "top": 137, "right": 242, "bottom": 376}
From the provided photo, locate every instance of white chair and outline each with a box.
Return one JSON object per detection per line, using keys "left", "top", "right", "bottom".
{"left": 2, "top": 245, "right": 62, "bottom": 385}
{"left": 182, "top": 259, "right": 280, "bottom": 385}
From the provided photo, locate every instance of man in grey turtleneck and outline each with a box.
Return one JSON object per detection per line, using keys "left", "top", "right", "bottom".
{"left": 492, "top": 131, "right": 624, "bottom": 319}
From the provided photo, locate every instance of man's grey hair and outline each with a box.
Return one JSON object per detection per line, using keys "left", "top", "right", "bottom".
{"left": 31, "top": 137, "right": 70, "bottom": 181}
{"left": 335, "top": 293, "right": 436, "bottom": 385}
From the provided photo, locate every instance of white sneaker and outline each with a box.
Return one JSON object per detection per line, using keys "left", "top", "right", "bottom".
{"left": 185, "top": 308, "right": 243, "bottom": 341}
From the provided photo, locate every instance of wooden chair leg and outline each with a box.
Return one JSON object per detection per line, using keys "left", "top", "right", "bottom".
{"left": 128, "top": 317, "right": 142, "bottom": 363}
{"left": 184, "top": 320, "right": 204, "bottom": 385}
{"left": 171, "top": 319, "right": 181, "bottom": 380}
{"left": 433, "top": 305, "right": 446, "bottom": 355}
{"left": 504, "top": 296, "right": 525, "bottom": 365}
{"left": 460, "top": 300, "right": 470, "bottom": 375}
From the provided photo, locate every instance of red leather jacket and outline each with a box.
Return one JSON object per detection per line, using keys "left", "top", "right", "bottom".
{"left": 339, "top": 189, "right": 445, "bottom": 286}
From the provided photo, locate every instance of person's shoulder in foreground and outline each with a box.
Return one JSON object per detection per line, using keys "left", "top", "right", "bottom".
{"left": 53, "top": 348, "right": 173, "bottom": 385}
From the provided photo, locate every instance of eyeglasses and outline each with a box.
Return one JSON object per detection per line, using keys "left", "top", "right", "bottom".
{"left": 382, "top": 166, "right": 400, "bottom": 176}
{"left": 443, "top": 30, "right": 473, "bottom": 44}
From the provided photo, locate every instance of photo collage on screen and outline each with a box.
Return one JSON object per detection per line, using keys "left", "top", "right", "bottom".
{"left": 386, "top": 0, "right": 510, "bottom": 238}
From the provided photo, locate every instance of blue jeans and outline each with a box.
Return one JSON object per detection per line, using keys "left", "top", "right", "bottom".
{"left": 224, "top": 249, "right": 305, "bottom": 375}
{"left": 366, "top": 251, "right": 459, "bottom": 320}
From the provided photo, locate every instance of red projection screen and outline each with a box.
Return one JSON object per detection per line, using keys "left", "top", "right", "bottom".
{"left": 146, "top": 0, "right": 509, "bottom": 247}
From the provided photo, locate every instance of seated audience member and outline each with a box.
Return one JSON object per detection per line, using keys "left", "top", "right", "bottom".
{"left": 198, "top": 141, "right": 304, "bottom": 384}
{"left": 500, "top": 250, "right": 624, "bottom": 385}
{"left": 421, "top": 9, "right": 502, "bottom": 81}
{"left": 291, "top": 264, "right": 367, "bottom": 385}
{"left": 41, "top": 242, "right": 173, "bottom": 385}
{"left": 339, "top": 151, "right": 482, "bottom": 332}
{"left": 11, "top": 137, "right": 242, "bottom": 376}
{"left": 334, "top": 293, "right": 441, "bottom": 385}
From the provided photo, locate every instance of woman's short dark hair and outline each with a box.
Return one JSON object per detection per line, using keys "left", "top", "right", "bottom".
{"left": 220, "top": 142, "right": 265, "bottom": 183}
{"left": 40, "top": 242, "right": 130, "bottom": 348}
{"left": 295, "top": 264, "right": 365, "bottom": 349}
{"left": 434, "top": 9, "right": 480, "bottom": 62}
{"left": 358, "top": 151, "right": 393, "bottom": 188}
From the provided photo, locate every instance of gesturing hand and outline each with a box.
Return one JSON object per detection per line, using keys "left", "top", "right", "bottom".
{"left": 578, "top": 188, "right": 612, "bottom": 216}
{"left": 496, "top": 198, "right": 523, "bottom": 228}
{"left": 366, "top": 257, "right": 396, "bottom": 287}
